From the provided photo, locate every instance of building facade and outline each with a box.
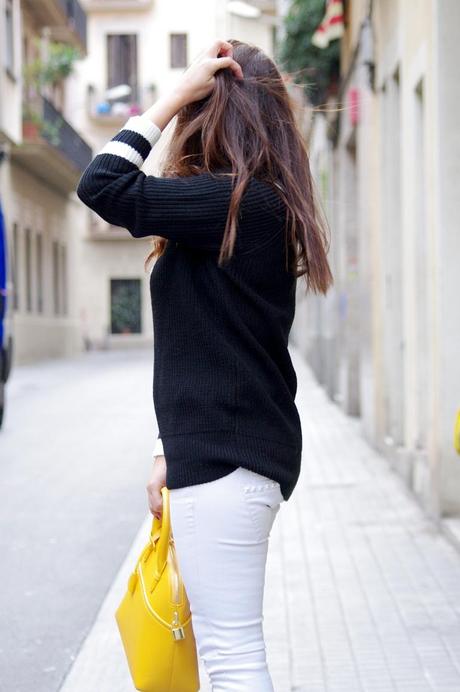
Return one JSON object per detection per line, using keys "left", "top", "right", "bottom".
{"left": 293, "top": 0, "right": 460, "bottom": 518}
{"left": 0, "top": 0, "right": 93, "bottom": 363}
{"left": 70, "top": 0, "right": 278, "bottom": 349}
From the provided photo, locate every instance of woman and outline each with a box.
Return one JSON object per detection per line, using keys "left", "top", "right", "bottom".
{"left": 77, "top": 38, "right": 332, "bottom": 691}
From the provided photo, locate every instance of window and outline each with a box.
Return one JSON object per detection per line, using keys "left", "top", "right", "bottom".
{"left": 5, "top": 0, "right": 15, "bottom": 76}
{"left": 52, "top": 240, "right": 60, "bottom": 315}
{"left": 36, "top": 234, "right": 43, "bottom": 313}
{"left": 110, "top": 279, "right": 141, "bottom": 334}
{"left": 170, "top": 33, "right": 187, "bottom": 69}
{"left": 107, "top": 34, "right": 138, "bottom": 99}
{"left": 12, "top": 223, "right": 19, "bottom": 311}
{"left": 25, "top": 228, "right": 32, "bottom": 312}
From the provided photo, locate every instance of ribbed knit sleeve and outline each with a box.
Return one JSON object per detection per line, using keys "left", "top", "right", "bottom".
{"left": 76, "top": 114, "right": 239, "bottom": 251}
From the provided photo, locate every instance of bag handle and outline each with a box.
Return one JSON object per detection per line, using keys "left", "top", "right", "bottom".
{"left": 150, "top": 485, "right": 171, "bottom": 579}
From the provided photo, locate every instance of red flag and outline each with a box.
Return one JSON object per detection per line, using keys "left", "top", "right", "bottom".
{"left": 312, "top": 0, "right": 345, "bottom": 49}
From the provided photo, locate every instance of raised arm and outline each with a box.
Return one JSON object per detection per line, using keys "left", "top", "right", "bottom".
{"left": 77, "top": 40, "right": 244, "bottom": 252}
{"left": 76, "top": 114, "right": 236, "bottom": 251}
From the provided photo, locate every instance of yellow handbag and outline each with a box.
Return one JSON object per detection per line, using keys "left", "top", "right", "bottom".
{"left": 115, "top": 485, "right": 200, "bottom": 692}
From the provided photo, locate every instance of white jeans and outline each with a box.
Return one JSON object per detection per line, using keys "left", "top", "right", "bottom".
{"left": 168, "top": 465, "right": 284, "bottom": 692}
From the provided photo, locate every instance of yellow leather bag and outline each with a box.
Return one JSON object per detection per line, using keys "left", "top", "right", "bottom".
{"left": 115, "top": 485, "right": 200, "bottom": 692}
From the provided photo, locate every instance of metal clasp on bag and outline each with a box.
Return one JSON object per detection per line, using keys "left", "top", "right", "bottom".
{"left": 171, "top": 610, "right": 185, "bottom": 640}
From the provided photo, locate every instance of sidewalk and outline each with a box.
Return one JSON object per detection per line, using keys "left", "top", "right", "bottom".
{"left": 59, "top": 347, "right": 460, "bottom": 692}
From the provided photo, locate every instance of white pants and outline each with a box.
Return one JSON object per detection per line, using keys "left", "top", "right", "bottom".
{"left": 169, "top": 465, "right": 284, "bottom": 692}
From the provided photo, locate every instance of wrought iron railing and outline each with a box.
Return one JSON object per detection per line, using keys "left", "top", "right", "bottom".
{"left": 41, "top": 96, "right": 92, "bottom": 171}
{"left": 87, "top": 84, "right": 157, "bottom": 121}
{"left": 23, "top": 96, "right": 92, "bottom": 172}
{"left": 58, "top": 0, "right": 87, "bottom": 50}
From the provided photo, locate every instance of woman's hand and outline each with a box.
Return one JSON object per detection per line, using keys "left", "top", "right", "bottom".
{"left": 174, "top": 39, "right": 244, "bottom": 106}
{"left": 146, "top": 454, "right": 167, "bottom": 519}
{"left": 142, "top": 40, "right": 243, "bottom": 135}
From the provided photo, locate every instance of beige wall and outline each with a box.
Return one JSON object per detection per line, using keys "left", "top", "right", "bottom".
{"left": 4, "top": 163, "right": 83, "bottom": 362}
{"left": 303, "top": 0, "right": 460, "bottom": 517}
{"left": 372, "top": 0, "right": 440, "bottom": 512}
{"left": 0, "top": 0, "right": 91, "bottom": 364}
{"left": 75, "top": 226, "right": 154, "bottom": 349}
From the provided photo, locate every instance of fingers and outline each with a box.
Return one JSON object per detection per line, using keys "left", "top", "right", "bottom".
{"left": 211, "top": 55, "right": 244, "bottom": 80}
{"left": 206, "top": 39, "right": 233, "bottom": 59}
{"left": 146, "top": 482, "right": 163, "bottom": 518}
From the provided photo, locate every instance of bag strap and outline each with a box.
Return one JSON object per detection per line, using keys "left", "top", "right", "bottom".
{"left": 149, "top": 486, "right": 171, "bottom": 579}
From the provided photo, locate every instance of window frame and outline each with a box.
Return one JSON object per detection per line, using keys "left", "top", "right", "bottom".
{"left": 106, "top": 33, "right": 139, "bottom": 99}
{"left": 170, "top": 33, "right": 187, "bottom": 69}
{"left": 4, "top": 0, "right": 16, "bottom": 79}
{"left": 110, "top": 277, "right": 142, "bottom": 335}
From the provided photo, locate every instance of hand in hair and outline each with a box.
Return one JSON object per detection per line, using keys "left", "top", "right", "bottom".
{"left": 139, "top": 39, "right": 243, "bottom": 131}
{"left": 174, "top": 39, "right": 244, "bottom": 106}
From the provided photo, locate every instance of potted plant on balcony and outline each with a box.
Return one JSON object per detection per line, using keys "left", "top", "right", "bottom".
{"left": 22, "top": 42, "right": 80, "bottom": 146}
{"left": 24, "top": 40, "right": 81, "bottom": 91}
{"left": 22, "top": 40, "right": 81, "bottom": 143}
{"left": 22, "top": 103, "right": 42, "bottom": 141}
{"left": 40, "top": 42, "right": 81, "bottom": 87}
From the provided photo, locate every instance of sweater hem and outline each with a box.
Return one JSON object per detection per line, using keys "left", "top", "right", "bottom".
{"left": 159, "top": 428, "right": 301, "bottom": 450}
{"left": 162, "top": 428, "right": 302, "bottom": 502}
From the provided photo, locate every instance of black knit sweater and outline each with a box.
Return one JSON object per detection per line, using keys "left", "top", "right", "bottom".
{"left": 77, "top": 115, "right": 302, "bottom": 501}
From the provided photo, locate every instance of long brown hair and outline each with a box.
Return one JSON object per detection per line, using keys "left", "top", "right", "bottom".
{"left": 146, "top": 39, "right": 333, "bottom": 295}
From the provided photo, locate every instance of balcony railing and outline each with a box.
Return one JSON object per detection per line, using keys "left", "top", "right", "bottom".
{"left": 87, "top": 84, "right": 157, "bottom": 125}
{"left": 88, "top": 212, "right": 132, "bottom": 240}
{"left": 13, "top": 95, "right": 93, "bottom": 193}
{"left": 57, "top": 0, "right": 87, "bottom": 51}
{"left": 22, "top": 0, "right": 87, "bottom": 52}
{"left": 40, "top": 96, "right": 92, "bottom": 172}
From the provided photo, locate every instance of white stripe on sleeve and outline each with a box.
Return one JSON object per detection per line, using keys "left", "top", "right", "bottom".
{"left": 96, "top": 141, "right": 144, "bottom": 168}
{"left": 121, "top": 115, "right": 162, "bottom": 147}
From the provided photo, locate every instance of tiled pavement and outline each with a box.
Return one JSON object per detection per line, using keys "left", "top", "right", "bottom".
{"left": 59, "top": 347, "right": 460, "bottom": 692}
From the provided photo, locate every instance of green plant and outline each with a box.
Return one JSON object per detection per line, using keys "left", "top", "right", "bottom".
{"left": 41, "top": 117, "right": 63, "bottom": 146}
{"left": 23, "top": 40, "right": 81, "bottom": 90}
{"left": 22, "top": 101, "right": 63, "bottom": 146}
{"left": 43, "top": 42, "right": 81, "bottom": 84}
{"left": 277, "top": 0, "right": 340, "bottom": 106}
{"left": 22, "top": 102, "right": 42, "bottom": 126}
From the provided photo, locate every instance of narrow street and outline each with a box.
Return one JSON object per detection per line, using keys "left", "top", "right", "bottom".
{"left": 2, "top": 347, "right": 460, "bottom": 691}
{"left": 1, "top": 0, "right": 459, "bottom": 690}
{"left": 0, "top": 348, "right": 157, "bottom": 692}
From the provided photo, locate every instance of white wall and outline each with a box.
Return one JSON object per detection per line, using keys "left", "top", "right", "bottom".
{"left": 0, "top": 0, "right": 22, "bottom": 144}
{"left": 432, "top": 0, "right": 460, "bottom": 514}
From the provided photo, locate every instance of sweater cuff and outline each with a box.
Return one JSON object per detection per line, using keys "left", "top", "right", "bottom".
{"left": 122, "top": 115, "right": 162, "bottom": 147}
{"left": 96, "top": 115, "right": 162, "bottom": 168}
{"left": 153, "top": 436, "right": 164, "bottom": 457}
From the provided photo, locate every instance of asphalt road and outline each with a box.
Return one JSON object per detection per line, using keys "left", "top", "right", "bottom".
{"left": 0, "top": 348, "right": 158, "bottom": 692}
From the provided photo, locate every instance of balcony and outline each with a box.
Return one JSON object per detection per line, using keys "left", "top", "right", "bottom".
{"left": 226, "top": 0, "right": 279, "bottom": 26}
{"left": 82, "top": 0, "right": 153, "bottom": 11}
{"left": 11, "top": 96, "right": 93, "bottom": 194}
{"left": 22, "top": 0, "right": 87, "bottom": 53}
{"left": 88, "top": 213, "right": 133, "bottom": 240}
{"left": 87, "top": 83, "right": 157, "bottom": 126}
